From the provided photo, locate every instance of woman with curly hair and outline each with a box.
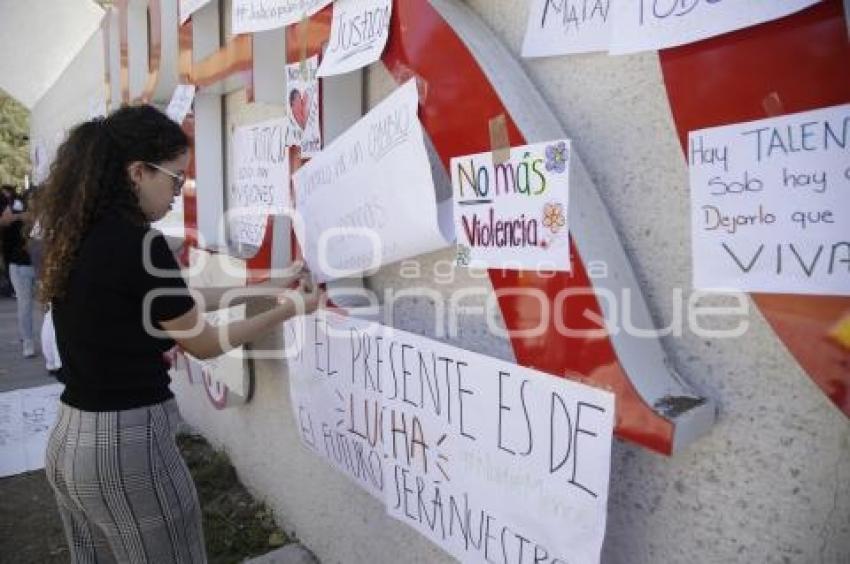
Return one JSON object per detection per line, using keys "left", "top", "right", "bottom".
{"left": 33, "top": 104, "right": 318, "bottom": 563}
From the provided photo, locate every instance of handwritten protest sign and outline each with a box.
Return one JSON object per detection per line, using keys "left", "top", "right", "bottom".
{"left": 232, "top": 0, "right": 334, "bottom": 34}
{"left": 522, "top": 0, "right": 612, "bottom": 57}
{"left": 452, "top": 140, "right": 571, "bottom": 271}
{"left": 0, "top": 384, "right": 63, "bottom": 477}
{"left": 609, "top": 0, "right": 820, "bottom": 54}
{"left": 292, "top": 79, "right": 453, "bottom": 282}
{"left": 180, "top": 0, "right": 213, "bottom": 24}
{"left": 689, "top": 103, "right": 850, "bottom": 296}
{"left": 285, "top": 311, "right": 615, "bottom": 564}
{"left": 21, "top": 385, "right": 63, "bottom": 471}
{"left": 152, "top": 193, "right": 186, "bottom": 240}
{"left": 166, "top": 84, "right": 196, "bottom": 124}
{"left": 0, "top": 391, "right": 24, "bottom": 477}
{"left": 230, "top": 118, "right": 291, "bottom": 247}
{"left": 317, "top": 0, "right": 392, "bottom": 77}
{"left": 286, "top": 56, "right": 322, "bottom": 158}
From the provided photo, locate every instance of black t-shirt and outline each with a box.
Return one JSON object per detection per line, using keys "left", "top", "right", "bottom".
{"left": 2, "top": 195, "right": 32, "bottom": 266}
{"left": 53, "top": 215, "right": 195, "bottom": 411}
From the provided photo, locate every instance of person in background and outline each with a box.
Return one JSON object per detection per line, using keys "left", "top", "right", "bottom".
{"left": 0, "top": 185, "right": 16, "bottom": 297}
{"left": 32, "top": 105, "right": 322, "bottom": 564}
{"left": 0, "top": 183, "right": 36, "bottom": 357}
{"left": 25, "top": 186, "right": 62, "bottom": 375}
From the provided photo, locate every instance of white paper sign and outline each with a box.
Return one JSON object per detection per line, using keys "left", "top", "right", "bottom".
{"left": 21, "top": 385, "right": 63, "bottom": 471}
{"left": 292, "top": 79, "right": 453, "bottom": 282}
{"left": 522, "top": 0, "right": 612, "bottom": 57}
{"left": 689, "top": 104, "right": 850, "bottom": 296}
{"left": 286, "top": 56, "right": 322, "bottom": 157}
{"left": 0, "top": 391, "right": 25, "bottom": 477}
{"left": 166, "top": 84, "right": 196, "bottom": 124}
{"left": 187, "top": 249, "right": 250, "bottom": 397}
{"left": 452, "top": 140, "right": 571, "bottom": 271}
{"left": 317, "top": 0, "right": 392, "bottom": 77}
{"left": 180, "top": 0, "right": 214, "bottom": 24}
{"left": 286, "top": 311, "right": 615, "bottom": 564}
{"left": 230, "top": 118, "right": 291, "bottom": 247}
{"left": 0, "top": 384, "right": 63, "bottom": 477}
{"left": 232, "top": 0, "right": 334, "bottom": 34}
{"left": 610, "top": 0, "right": 821, "bottom": 54}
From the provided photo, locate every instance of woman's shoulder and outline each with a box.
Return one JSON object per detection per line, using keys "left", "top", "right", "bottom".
{"left": 82, "top": 214, "right": 151, "bottom": 254}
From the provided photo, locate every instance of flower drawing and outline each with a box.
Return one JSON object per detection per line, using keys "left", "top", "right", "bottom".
{"left": 545, "top": 141, "right": 569, "bottom": 174}
{"left": 456, "top": 244, "right": 471, "bottom": 267}
{"left": 542, "top": 202, "right": 566, "bottom": 234}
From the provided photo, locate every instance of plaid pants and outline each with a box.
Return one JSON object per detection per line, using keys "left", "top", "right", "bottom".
{"left": 45, "top": 400, "right": 206, "bottom": 564}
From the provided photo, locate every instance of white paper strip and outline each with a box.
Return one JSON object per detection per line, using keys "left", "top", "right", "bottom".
{"left": 292, "top": 79, "right": 453, "bottom": 282}
{"left": 165, "top": 84, "right": 196, "bottom": 124}
{"left": 610, "top": 0, "right": 821, "bottom": 55}
{"left": 522, "top": 0, "right": 612, "bottom": 57}
{"left": 179, "top": 0, "right": 214, "bottom": 25}
{"left": 286, "top": 311, "right": 615, "bottom": 564}
{"left": 232, "top": 0, "right": 334, "bottom": 34}
{"left": 317, "top": 0, "right": 392, "bottom": 77}
{"left": 689, "top": 103, "right": 850, "bottom": 296}
{"left": 452, "top": 140, "right": 572, "bottom": 271}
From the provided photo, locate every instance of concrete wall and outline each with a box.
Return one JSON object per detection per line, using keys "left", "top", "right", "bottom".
{"left": 31, "top": 1, "right": 850, "bottom": 562}
{"left": 30, "top": 28, "right": 106, "bottom": 184}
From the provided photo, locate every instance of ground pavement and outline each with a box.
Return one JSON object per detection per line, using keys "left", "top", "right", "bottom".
{"left": 0, "top": 296, "right": 68, "bottom": 562}
{"left": 0, "top": 297, "right": 318, "bottom": 564}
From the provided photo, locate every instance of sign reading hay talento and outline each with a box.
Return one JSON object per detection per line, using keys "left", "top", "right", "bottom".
{"left": 452, "top": 140, "right": 572, "bottom": 271}
{"left": 285, "top": 311, "right": 615, "bottom": 564}
{"left": 689, "top": 103, "right": 850, "bottom": 296}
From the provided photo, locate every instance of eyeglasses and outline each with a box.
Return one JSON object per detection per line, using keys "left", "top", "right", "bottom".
{"left": 145, "top": 162, "right": 186, "bottom": 195}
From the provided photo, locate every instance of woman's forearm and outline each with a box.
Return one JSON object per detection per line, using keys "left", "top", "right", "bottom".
{"left": 193, "top": 298, "right": 302, "bottom": 358}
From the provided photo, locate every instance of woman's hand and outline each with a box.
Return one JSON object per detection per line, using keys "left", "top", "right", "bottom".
{"left": 280, "top": 271, "right": 324, "bottom": 316}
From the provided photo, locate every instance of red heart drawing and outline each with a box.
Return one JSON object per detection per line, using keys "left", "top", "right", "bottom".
{"left": 290, "top": 89, "right": 310, "bottom": 131}
{"left": 660, "top": 0, "right": 850, "bottom": 417}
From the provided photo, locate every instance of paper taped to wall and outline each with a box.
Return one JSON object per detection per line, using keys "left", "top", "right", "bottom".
{"left": 292, "top": 79, "right": 454, "bottom": 282}
{"left": 689, "top": 103, "right": 850, "bottom": 296}
{"left": 285, "top": 310, "right": 615, "bottom": 564}
{"left": 610, "top": 0, "right": 821, "bottom": 54}
{"left": 232, "top": 0, "right": 334, "bottom": 34}
{"left": 317, "top": 0, "right": 393, "bottom": 77}
{"left": 452, "top": 139, "right": 572, "bottom": 271}
{"left": 229, "top": 118, "right": 291, "bottom": 248}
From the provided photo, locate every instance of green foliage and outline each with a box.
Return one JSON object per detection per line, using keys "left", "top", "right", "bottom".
{"left": 0, "top": 90, "right": 30, "bottom": 188}
{"left": 177, "top": 433, "right": 292, "bottom": 564}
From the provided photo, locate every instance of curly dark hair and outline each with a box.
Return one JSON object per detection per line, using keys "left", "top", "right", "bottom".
{"left": 32, "top": 104, "right": 189, "bottom": 303}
